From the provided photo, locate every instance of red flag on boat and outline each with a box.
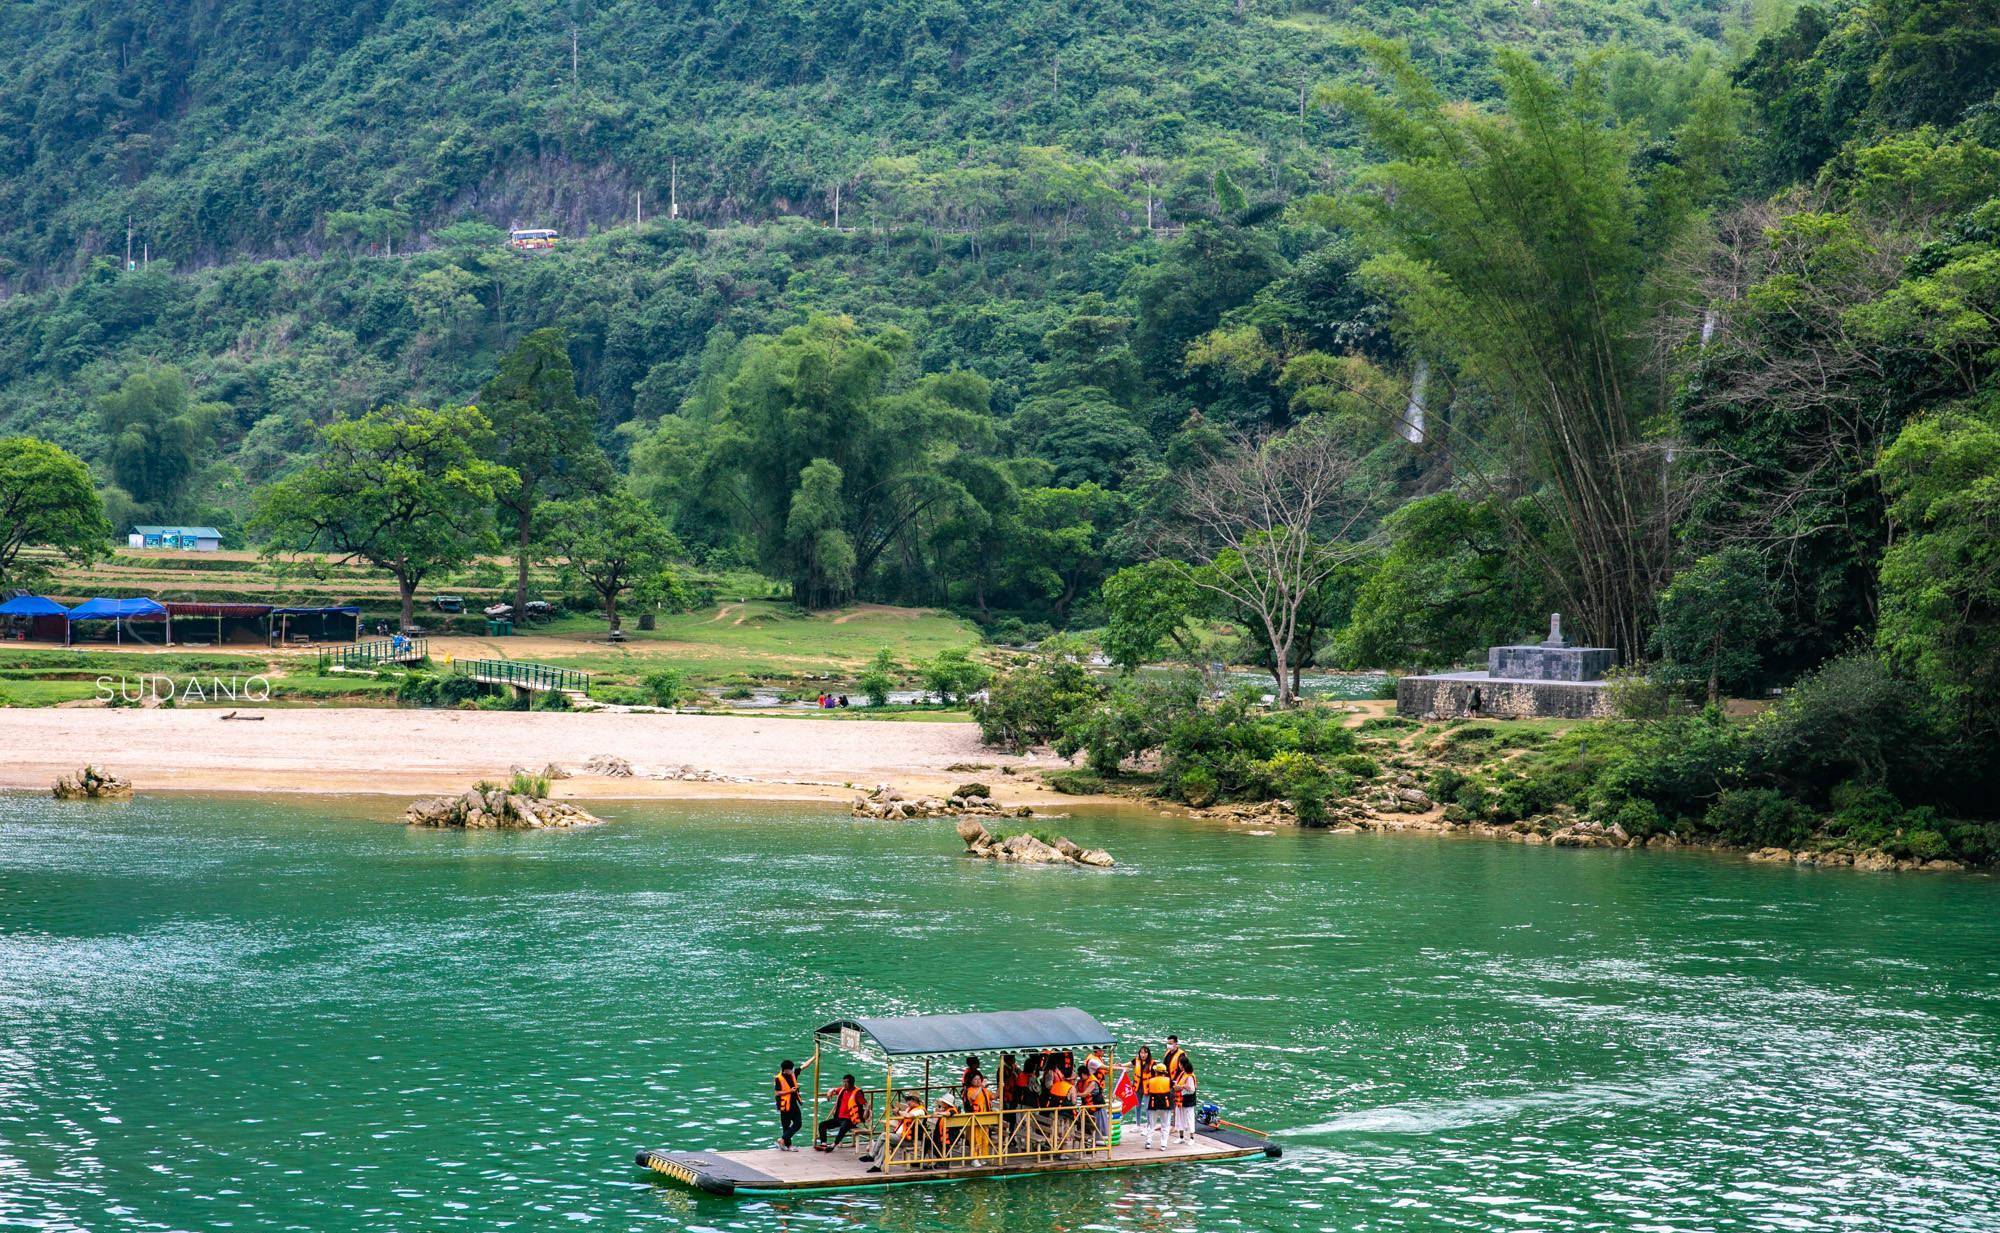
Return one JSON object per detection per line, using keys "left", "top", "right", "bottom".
{"left": 1113, "top": 1066, "right": 1138, "bottom": 1114}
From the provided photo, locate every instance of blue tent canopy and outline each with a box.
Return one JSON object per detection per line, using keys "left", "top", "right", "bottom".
{"left": 0, "top": 596, "right": 69, "bottom": 617}
{"left": 68, "top": 597, "right": 168, "bottom": 620}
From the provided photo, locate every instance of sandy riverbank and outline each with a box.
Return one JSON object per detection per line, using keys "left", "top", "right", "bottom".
{"left": 0, "top": 709, "right": 1075, "bottom": 804}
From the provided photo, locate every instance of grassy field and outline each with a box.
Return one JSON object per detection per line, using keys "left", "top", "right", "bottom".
{"left": 503, "top": 601, "right": 981, "bottom": 683}
{"left": 0, "top": 594, "right": 988, "bottom": 708}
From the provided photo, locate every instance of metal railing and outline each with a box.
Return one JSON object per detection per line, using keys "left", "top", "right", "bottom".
{"left": 318, "top": 637, "right": 427, "bottom": 669}
{"left": 455, "top": 658, "right": 591, "bottom": 695}
{"left": 878, "top": 1099, "right": 1111, "bottom": 1171}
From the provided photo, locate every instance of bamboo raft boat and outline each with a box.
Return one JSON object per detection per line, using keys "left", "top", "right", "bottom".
{"left": 635, "top": 1007, "right": 1281, "bottom": 1197}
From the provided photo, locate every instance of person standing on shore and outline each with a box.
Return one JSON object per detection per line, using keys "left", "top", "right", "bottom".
{"left": 774, "top": 1059, "right": 802, "bottom": 1152}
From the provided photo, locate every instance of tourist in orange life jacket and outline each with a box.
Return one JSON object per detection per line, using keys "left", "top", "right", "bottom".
{"left": 886, "top": 1092, "right": 926, "bottom": 1166}
{"left": 926, "top": 1095, "right": 958, "bottom": 1167}
{"left": 1172, "top": 1060, "right": 1198, "bottom": 1144}
{"left": 1142, "top": 1062, "right": 1174, "bottom": 1149}
{"left": 1077, "top": 1054, "right": 1108, "bottom": 1144}
{"left": 1164, "top": 1035, "right": 1189, "bottom": 1083}
{"left": 774, "top": 1060, "right": 802, "bottom": 1152}
{"left": 964, "top": 1072, "right": 995, "bottom": 1163}
{"left": 959, "top": 1054, "right": 983, "bottom": 1105}
{"left": 815, "top": 1074, "right": 869, "bottom": 1152}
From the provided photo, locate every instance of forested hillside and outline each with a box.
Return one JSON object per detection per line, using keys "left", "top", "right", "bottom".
{"left": 2, "top": 0, "right": 1738, "bottom": 283}
{"left": 5, "top": 0, "right": 2000, "bottom": 854}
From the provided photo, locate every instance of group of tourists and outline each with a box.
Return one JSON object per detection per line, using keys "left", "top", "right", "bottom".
{"left": 771, "top": 1033, "right": 1201, "bottom": 1163}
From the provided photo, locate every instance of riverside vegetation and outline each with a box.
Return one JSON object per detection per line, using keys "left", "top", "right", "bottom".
{"left": 2, "top": 0, "right": 1999, "bottom": 864}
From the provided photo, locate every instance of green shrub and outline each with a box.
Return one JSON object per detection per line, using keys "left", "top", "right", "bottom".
{"left": 509, "top": 769, "right": 550, "bottom": 799}
{"left": 641, "top": 667, "right": 690, "bottom": 708}
{"left": 919, "top": 648, "right": 990, "bottom": 704}
{"left": 1333, "top": 753, "right": 1380, "bottom": 779}
{"left": 1063, "top": 671, "right": 1203, "bottom": 774}
{"left": 1702, "top": 788, "right": 1815, "bottom": 848}
{"left": 1358, "top": 716, "right": 1418, "bottom": 734}
{"left": 1602, "top": 797, "right": 1665, "bottom": 837}
{"left": 1901, "top": 828, "right": 1950, "bottom": 862}
{"left": 975, "top": 648, "right": 1101, "bottom": 751}
{"left": 1489, "top": 766, "right": 1592, "bottom": 824}
{"left": 396, "top": 672, "right": 482, "bottom": 707}
{"left": 1427, "top": 767, "right": 1469, "bottom": 801}
{"left": 1177, "top": 767, "right": 1219, "bottom": 807}
{"left": 1044, "top": 769, "right": 1106, "bottom": 796}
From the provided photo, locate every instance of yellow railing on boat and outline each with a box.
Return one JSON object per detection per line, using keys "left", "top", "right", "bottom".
{"left": 878, "top": 1100, "right": 1111, "bottom": 1171}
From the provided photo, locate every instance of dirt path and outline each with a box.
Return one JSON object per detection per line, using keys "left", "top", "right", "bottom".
{"left": 0, "top": 708, "right": 1069, "bottom": 805}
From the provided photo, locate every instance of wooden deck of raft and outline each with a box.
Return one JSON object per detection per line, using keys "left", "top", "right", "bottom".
{"left": 637, "top": 1125, "right": 1279, "bottom": 1195}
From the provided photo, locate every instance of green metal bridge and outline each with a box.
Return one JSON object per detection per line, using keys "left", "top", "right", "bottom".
{"left": 454, "top": 658, "right": 592, "bottom": 697}
{"left": 317, "top": 636, "right": 428, "bottom": 670}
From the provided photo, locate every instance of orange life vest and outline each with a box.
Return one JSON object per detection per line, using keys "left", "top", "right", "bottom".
{"left": 835, "top": 1086, "right": 865, "bottom": 1121}
{"left": 1165, "top": 1047, "right": 1188, "bottom": 1079}
{"left": 966, "top": 1085, "right": 992, "bottom": 1113}
{"left": 775, "top": 1071, "right": 799, "bottom": 1111}
{"left": 1144, "top": 1074, "right": 1171, "bottom": 1096}
{"left": 1050, "top": 1074, "right": 1074, "bottom": 1099}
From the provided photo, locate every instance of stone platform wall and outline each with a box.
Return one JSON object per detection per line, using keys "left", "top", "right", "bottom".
{"left": 1398, "top": 675, "right": 1616, "bottom": 721}
{"left": 1487, "top": 645, "right": 1616, "bottom": 682}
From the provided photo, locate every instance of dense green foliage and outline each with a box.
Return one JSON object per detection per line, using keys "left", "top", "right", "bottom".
{"left": 251, "top": 404, "right": 515, "bottom": 627}
{"left": 5, "top": 0, "right": 2000, "bottom": 843}
{"left": 0, "top": 435, "right": 109, "bottom": 587}
{"left": 0, "top": 0, "right": 1736, "bottom": 287}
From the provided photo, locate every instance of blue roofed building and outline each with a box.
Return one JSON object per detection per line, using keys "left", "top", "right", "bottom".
{"left": 128, "top": 525, "right": 223, "bottom": 551}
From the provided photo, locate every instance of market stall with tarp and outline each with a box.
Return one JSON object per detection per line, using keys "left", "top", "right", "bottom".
{"left": 269, "top": 605, "right": 362, "bottom": 644}
{"left": 0, "top": 595, "right": 70, "bottom": 643}
{"left": 164, "top": 601, "right": 273, "bottom": 646}
{"left": 66, "top": 597, "right": 169, "bottom": 645}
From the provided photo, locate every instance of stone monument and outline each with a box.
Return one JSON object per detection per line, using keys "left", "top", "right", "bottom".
{"left": 1486, "top": 613, "right": 1617, "bottom": 684}
{"left": 1396, "top": 613, "right": 1619, "bottom": 720}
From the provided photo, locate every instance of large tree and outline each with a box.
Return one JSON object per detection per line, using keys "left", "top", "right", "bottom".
{"left": 1327, "top": 41, "right": 1716, "bottom": 657}
{"left": 95, "top": 364, "right": 218, "bottom": 517}
{"left": 0, "top": 436, "right": 111, "bottom": 589}
{"left": 707, "top": 316, "right": 995, "bottom": 609}
{"left": 479, "top": 329, "right": 610, "bottom": 624}
{"left": 252, "top": 406, "right": 515, "bottom": 630}
{"left": 1154, "top": 422, "right": 1378, "bottom": 706}
{"left": 538, "top": 488, "right": 682, "bottom": 633}
{"left": 1875, "top": 403, "right": 2000, "bottom": 740}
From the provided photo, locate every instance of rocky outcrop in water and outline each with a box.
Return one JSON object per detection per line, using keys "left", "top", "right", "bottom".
{"left": 51, "top": 766, "right": 131, "bottom": 800}
{"left": 956, "top": 818, "right": 1114, "bottom": 867}
{"left": 405, "top": 785, "right": 603, "bottom": 829}
{"left": 852, "top": 783, "right": 1031, "bottom": 820}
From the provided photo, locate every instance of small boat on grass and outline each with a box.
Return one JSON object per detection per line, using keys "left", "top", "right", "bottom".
{"left": 634, "top": 1007, "right": 1280, "bottom": 1197}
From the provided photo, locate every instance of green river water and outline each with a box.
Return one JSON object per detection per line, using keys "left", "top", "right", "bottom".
{"left": 2, "top": 793, "right": 1997, "bottom": 1232}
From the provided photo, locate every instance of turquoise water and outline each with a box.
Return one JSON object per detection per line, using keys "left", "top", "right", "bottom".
{"left": 1, "top": 793, "right": 1996, "bottom": 1231}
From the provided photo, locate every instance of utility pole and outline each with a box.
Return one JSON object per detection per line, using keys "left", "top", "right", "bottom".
{"left": 635, "top": 189, "right": 643, "bottom": 227}
{"left": 571, "top": 27, "right": 579, "bottom": 85}
{"left": 126, "top": 217, "right": 134, "bottom": 271}
{"left": 670, "top": 158, "right": 679, "bottom": 219}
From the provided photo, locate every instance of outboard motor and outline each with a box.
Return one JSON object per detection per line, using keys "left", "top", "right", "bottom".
{"left": 1195, "top": 1102, "right": 1222, "bottom": 1129}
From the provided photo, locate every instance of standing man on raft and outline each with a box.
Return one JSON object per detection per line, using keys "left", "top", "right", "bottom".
{"left": 774, "top": 1059, "right": 803, "bottom": 1152}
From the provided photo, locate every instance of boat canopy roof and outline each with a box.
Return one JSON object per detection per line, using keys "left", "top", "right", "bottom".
{"left": 816, "top": 1008, "right": 1113, "bottom": 1057}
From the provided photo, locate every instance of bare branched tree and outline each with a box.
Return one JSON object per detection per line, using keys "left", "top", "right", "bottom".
{"left": 1155, "top": 426, "right": 1380, "bottom": 706}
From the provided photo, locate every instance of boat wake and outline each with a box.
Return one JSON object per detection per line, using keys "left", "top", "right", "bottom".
{"left": 1281, "top": 1066, "right": 1734, "bottom": 1138}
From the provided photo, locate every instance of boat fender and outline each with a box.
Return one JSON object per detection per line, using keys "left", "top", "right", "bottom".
{"left": 1264, "top": 1143, "right": 1283, "bottom": 1160}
